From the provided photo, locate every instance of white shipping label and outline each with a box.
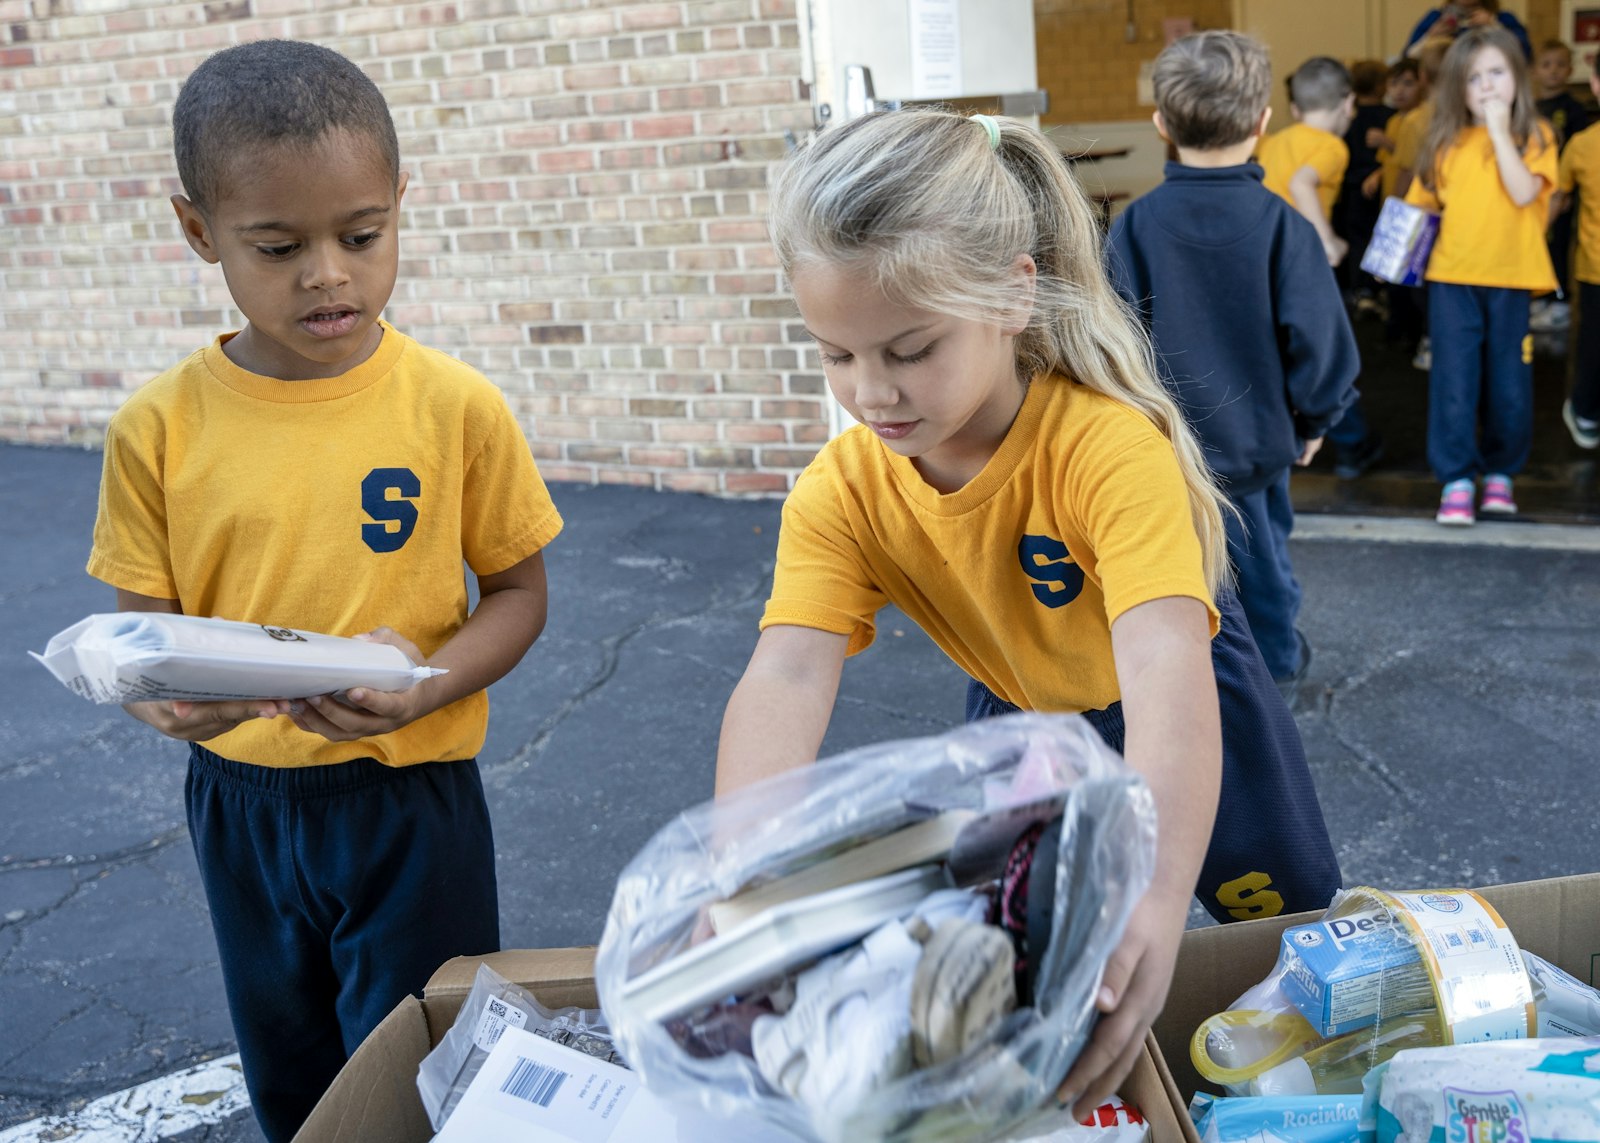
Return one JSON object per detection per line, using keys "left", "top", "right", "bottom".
{"left": 477, "top": 1027, "right": 638, "bottom": 1143}
{"left": 474, "top": 994, "right": 530, "bottom": 1052}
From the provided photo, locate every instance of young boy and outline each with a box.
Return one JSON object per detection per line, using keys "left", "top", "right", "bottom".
{"left": 87, "top": 40, "right": 563, "bottom": 1142}
{"left": 1534, "top": 40, "right": 1592, "bottom": 331}
{"left": 1108, "top": 30, "right": 1360, "bottom": 698}
{"left": 1258, "top": 56, "right": 1357, "bottom": 267}
{"left": 1260, "top": 57, "right": 1383, "bottom": 480}
{"left": 1556, "top": 62, "right": 1600, "bottom": 449}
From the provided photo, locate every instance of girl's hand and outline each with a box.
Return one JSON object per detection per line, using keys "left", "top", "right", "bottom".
{"left": 1464, "top": 8, "right": 1493, "bottom": 26}
{"left": 285, "top": 627, "right": 433, "bottom": 742}
{"left": 1297, "top": 436, "right": 1325, "bottom": 466}
{"left": 1054, "top": 887, "right": 1186, "bottom": 1116}
{"left": 1482, "top": 97, "right": 1512, "bottom": 138}
{"left": 1362, "top": 169, "right": 1383, "bottom": 199}
{"left": 1366, "top": 128, "right": 1395, "bottom": 151}
{"left": 1321, "top": 233, "right": 1349, "bottom": 267}
{"left": 126, "top": 698, "right": 290, "bottom": 742}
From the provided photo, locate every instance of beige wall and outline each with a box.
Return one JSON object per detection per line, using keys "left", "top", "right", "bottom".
{"left": 0, "top": 0, "right": 817, "bottom": 495}
{"left": 1036, "top": 0, "right": 1564, "bottom": 131}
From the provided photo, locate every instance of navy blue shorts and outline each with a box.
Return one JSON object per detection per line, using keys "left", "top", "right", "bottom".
{"left": 186, "top": 745, "right": 500, "bottom": 1142}
{"left": 965, "top": 590, "right": 1340, "bottom": 924}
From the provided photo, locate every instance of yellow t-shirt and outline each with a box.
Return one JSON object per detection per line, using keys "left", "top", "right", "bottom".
{"left": 88, "top": 321, "right": 564, "bottom": 768}
{"left": 1258, "top": 122, "right": 1349, "bottom": 219}
{"left": 1559, "top": 121, "right": 1600, "bottom": 284}
{"left": 762, "top": 377, "right": 1219, "bottom": 715}
{"left": 1378, "top": 107, "right": 1413, "bottom": 199}
{"left": 1405, "top": 123, "right": 1558, "bottom": 291}
{"left": 1391, "top": 99, "right": 1434, "bottom": 183}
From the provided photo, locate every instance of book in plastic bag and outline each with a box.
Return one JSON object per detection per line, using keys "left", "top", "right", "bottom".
{"left": 31, "top": 612, "right": 445, "bottom": 704}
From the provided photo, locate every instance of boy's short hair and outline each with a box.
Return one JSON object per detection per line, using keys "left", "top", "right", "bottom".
{"left": 1289, "top": 57, "right": 1354, "bottom": 112}
{"left": 173, "top": 39, "right": 399, "bottom": 214}
{"left": 1387, "top": 57, "right": 1421, "bottom": 81}
{"left": 1539, "top": 39, "right": 1573, "bottom": 61}
{"left": 1152, "top": 31, "right": 1272, "bottom": 151}
{"left": 1350, "top": 59, "right": 1388, "bottom": 99}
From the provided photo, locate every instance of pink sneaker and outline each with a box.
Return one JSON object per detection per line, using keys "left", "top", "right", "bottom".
{"left": 1480, "top": 474, "right": 1517, "bottom": 515}
{"left": 1436, "top": 478, "right": 1475, "bottom": 526}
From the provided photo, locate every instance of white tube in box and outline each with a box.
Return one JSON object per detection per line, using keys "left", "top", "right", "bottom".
{"left": 31, "top": 612, "right": 446, "bottom": 704}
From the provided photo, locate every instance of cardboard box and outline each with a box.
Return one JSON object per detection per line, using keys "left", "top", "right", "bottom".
{"left": 1152, "top": 873, "right": 1600, "bottom": 1107}
{"left": 295, "top": 946, "right": 1201, "bottom": 1143}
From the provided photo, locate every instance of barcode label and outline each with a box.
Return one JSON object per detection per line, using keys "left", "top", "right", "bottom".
{"left": 473, "top": 994, "right": 528, "bottom": 1052}
{"left": 500, "top": 1056, "right": 568, "bottom": 1108}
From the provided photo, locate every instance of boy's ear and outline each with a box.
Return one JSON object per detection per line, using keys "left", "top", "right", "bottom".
{"left": 1255, "top": 105, "right": 1273, "bottom": 137}
{"left": 170, "top": 194, "right": 219, "bottom": 265}
{"left": 1151, "top": 110, "right": 1172, "bottom": 143}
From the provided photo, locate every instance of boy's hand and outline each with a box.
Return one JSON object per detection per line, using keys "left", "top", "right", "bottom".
{"left": 286, "top": 627, "right": 434, "bottom": 742}
{"left": 1366, "top": 128, "right": 1395, "bottom": 151}
{"left": 1362, "top": 169, "right": 1382, "bottom": 199}
{"left": 126, "top": 698, "right": 290, "bottom": 742}
{"left": 1297, "top": 436, "right": 1325, "bottom": 466}
{"left": 1054, "top": 887, "right": 1185, "bottom": 1117}
{"left": 1321, "top": 233, "right": 1349, "bottom": 267}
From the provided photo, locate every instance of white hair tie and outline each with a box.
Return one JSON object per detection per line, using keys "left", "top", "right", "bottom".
{"left": 972, "top": 113, "right": 1002, "bottom": 151}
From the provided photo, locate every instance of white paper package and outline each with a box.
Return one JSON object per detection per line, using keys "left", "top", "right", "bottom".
{"left": 31, "top": 612, "right": 446, "bottom": 704}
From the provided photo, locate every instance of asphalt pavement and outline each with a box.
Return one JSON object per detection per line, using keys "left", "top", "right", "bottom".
{"left": 3, "top": 440, "right": 1599, "bottom": 1142}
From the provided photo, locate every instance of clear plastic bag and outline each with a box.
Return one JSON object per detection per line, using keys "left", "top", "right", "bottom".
{"left": 595, "top": 712, "right": 1159, "bottom": 1143}
{"left": 416, "top": 962, "right": 620, "bottom": 1131}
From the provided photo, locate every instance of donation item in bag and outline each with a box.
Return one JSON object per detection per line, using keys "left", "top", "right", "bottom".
{"left": 31, "top": 612, "right": 445, "bottom": 704}
{"left": 595, "top": 713, "right": 1160, "bottom": 1143}
{"left": 1360, "top": 197, "right": 1439, "bottom": 288}
{"left": 417, "top": 962, "right": 624, "bottom": 1133}
{"left": 1191, "top": 887, "right": 1539, "bottom": 1099}
{"left": 1374, "top": 1038, "right": 1600, "bottom": 1143}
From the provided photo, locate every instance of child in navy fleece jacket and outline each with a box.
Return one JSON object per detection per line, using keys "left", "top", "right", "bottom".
{"left": 1108, "top": 30, "right": 1359, "bottom": 696}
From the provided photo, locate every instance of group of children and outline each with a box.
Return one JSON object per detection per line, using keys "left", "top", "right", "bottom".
{"left": 86, "top": 23, "right": 1591, "bottom": 1143}
{"left": 1264, "top": 29, "right": 1600, "bottom": 529}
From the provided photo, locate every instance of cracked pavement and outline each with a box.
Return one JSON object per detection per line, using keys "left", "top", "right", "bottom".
{"left": 3, "top": 441, "right": 1598, "bottom": 1139}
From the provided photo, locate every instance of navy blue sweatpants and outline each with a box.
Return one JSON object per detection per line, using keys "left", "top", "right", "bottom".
{"left": 186, "top": 745, "right": 500, "bottom": 1143}
{"left": 1224, "top": 470, "right": 1303, "bottom": 682}
{"left": 965, "top": 590, "right": 1340, "bottom": 924}
{"left": 1427, "top": 282, "right": 1533, "bottom": 483}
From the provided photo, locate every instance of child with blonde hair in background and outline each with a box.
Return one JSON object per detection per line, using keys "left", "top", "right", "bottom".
{"left": 1405, "top": 25, "right": 1556, "bottom": 523}
{"left": 716, "top": 107, "right": 1340, "bottom": 1114}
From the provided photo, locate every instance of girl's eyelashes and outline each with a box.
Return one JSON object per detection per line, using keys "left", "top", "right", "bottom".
{"left": 815, "top": 344, "right": 935, "bottom": 366}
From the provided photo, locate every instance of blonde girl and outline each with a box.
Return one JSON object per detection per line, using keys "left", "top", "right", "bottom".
{"left": 1406, "top": 25, "right": 1557, "bottom": 524}
{"left": 714, "top": 109, "right": 1339, "bottom": 1113}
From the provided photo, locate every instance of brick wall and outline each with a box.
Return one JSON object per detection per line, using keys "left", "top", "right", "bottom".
{"left": 0, "top": 0, "right": 818, "bottom": 495}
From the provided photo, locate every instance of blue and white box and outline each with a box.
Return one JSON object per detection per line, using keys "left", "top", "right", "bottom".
{"left": 1360, "top": 197, "right": 1440, "bottom": 287}
{"left": 1278, "top": 906, "right": 1426, "bottom": 1037}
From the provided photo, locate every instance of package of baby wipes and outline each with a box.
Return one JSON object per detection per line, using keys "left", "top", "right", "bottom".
{"left": 31, "top": 612, "right": 445, "bottom": 704}
{"left": 1375, "top": 1038, "right": 1600, "bottom": 1143}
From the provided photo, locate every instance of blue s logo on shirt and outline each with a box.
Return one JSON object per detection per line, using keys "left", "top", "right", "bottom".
{"left": 1018, "top": 534, "right": 1084, "bottom": 608}
{"left": 361, "top": 467, "right": 420, "bottom": 553}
